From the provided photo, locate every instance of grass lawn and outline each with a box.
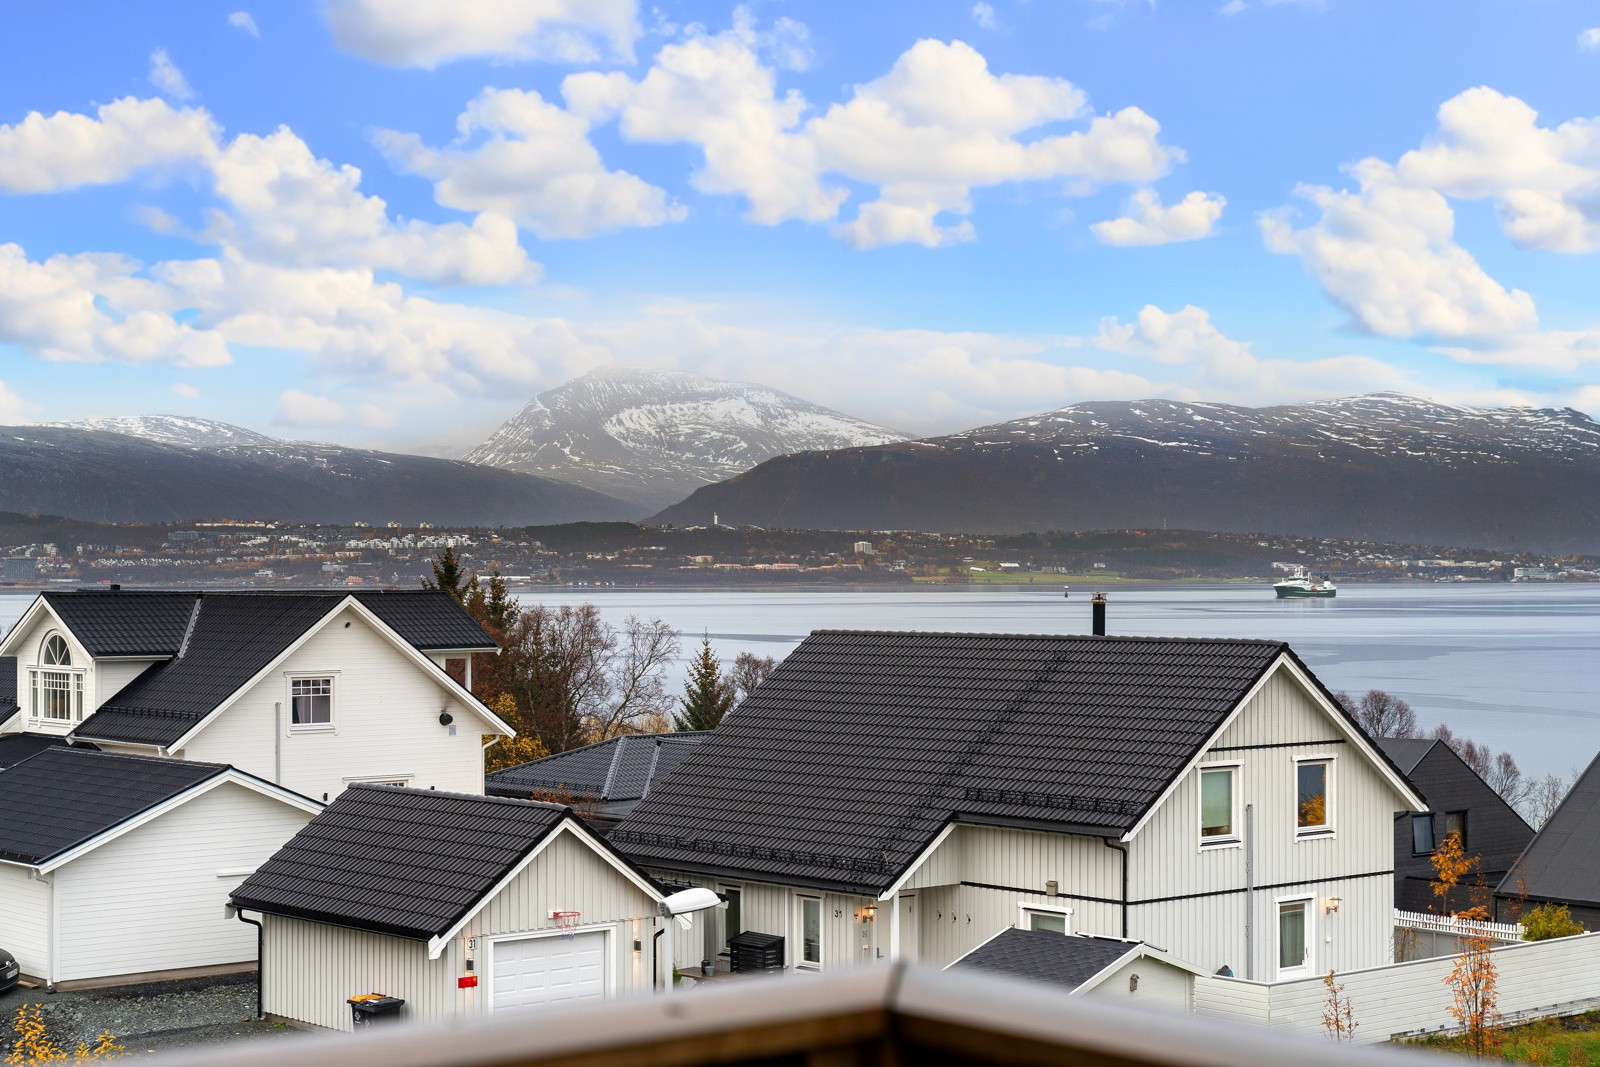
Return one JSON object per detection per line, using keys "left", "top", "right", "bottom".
{"left": 1407, "top": 1012, "right": 1600, "bottom": 1064}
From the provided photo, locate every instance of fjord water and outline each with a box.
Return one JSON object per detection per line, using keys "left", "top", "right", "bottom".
{"left": 508, "top": 583, "right": 1599, "bottom": 782}
{"left": 2, "top": 583, "right": 1593, "bottom": 779}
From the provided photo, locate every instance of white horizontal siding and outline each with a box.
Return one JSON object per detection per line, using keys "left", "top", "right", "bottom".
{"left": 0, "top": 865, "right": 49, "bottom": 977}
{"left": 54, "top": 782, "right": 313, "bottom": 982}
{"left": 184, "top": 603, "right": 489, "bottom": 802}
{"left": 1194, "top": 932, "right": 1600, "bottom": 1044}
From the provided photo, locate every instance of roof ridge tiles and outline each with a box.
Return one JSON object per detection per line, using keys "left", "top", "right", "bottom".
{"left": 348, "top": 782, "right": 572, "bottom": 813}
{"left": 806, "top": 629, "right": 1289, "bottom": 646}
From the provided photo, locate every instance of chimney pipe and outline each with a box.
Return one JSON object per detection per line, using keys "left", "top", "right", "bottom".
{"left": 1092, "top": 593, "right": 1107, "bottom": 637}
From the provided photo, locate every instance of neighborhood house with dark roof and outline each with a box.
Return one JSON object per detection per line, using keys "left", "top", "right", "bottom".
{"left": 612, "top": 630, "right": 1425, "bottom": 982}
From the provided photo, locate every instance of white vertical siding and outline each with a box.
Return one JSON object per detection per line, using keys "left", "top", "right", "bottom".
{"left": 1082, "top": 957, "right": 1194, "bottom": 1013}
{"left": 1126, "top": 665, "right": 1406, "bottom": 975}
{"left": 183, "top": 604, "right": 490, "bottom": 801}
{"left": 54, "top": 782, "right": 314, "bottom": 982}
{"left": 0, "top": 864, "right": 50, "bottom": 977}
{"left": 259, "top": 825, "right": 659, "bottom": 1030}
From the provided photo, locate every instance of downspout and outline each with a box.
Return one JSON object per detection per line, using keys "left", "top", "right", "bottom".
{"left": 1244, "top": 803, "right": 1255, "bottom": 981}
{"left": 1101, "top": 838, "right": 1129, "bottom": 939}
{"left": 236, "top": 910, "right": 265, "bottom": 1020}
{"left": 651, "top": 925, "right": 667, "bottom": 992}
{"left": 38, "top": 872, "right": 56, "bottom": 993}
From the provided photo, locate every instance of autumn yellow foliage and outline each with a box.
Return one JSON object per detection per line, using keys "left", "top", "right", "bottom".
{"left": 5, "top": 1003, "right": 121, "bottom": 1064}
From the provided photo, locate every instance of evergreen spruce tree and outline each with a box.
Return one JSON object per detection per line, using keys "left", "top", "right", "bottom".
{"left": 674, "top": 634, "right": 734, "bottom": 731}
{"left": 422, "top": 545, "right": 469, "bottom": 601}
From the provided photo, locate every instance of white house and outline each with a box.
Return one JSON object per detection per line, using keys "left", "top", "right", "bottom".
{"left": 611, "top": 629, "right": 1425, "bottom": 983}
{"left": 230, "top": 785, "right": 668, "bottom": 1031}
{"left": 0, "top": 746, "right": 319, "bottom": 986}
{"left": 0, "top": 590, "right": 514, "bottom": 802}
{"left": 949, "top": 928, "right": 1204, "bottom": 1013}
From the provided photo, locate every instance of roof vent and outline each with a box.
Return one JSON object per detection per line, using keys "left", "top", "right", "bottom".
{"left": 1092, "top": 593, "right": 1107, "bottom": 637}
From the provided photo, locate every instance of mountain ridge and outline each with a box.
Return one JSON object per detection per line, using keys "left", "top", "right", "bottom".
{"left": 464, "top": 366, "right": 909, "bottom": 511}
{"left": 650, "top": 393, "right": 1600, "bottom": 553}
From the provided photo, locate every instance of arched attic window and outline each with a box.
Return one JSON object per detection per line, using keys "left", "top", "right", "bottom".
{"left": 31, "top": 631, "right": 83, "bottom": 723}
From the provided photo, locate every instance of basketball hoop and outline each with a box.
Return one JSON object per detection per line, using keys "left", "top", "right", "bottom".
{"left": 551, "top": 910, "right": 581, "bottom": 940}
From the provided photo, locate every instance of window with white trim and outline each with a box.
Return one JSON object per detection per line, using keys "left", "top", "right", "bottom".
{"left": 1018, "top": 903, "right": 1072, "bottom": 935}
{"left": 1296, "top": 758, "right": 1332, "bottom": 834}
{"left": 29, "top": 632, "right": 83, "bottom": 722}
{"left": 798, "top": 897, "right": 822, "bottom": 969}
{"left": 290, "top": 676, "right": 334, "bottom": 727}
{"left": 1199, "top": 764, "right": 1239, "bottom": 845}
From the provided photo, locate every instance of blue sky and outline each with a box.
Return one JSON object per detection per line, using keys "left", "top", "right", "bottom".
{"left": 2, "top": 0, "right": 1599, "bottom": 452}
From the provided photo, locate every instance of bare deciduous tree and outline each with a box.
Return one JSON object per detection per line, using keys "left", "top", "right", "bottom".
{"left": 1337, "top": 688, "right": 1421, "bottom": 739}
{"left": 728, "top": 651, "right": 778, "bottom": 704}
{"left": 1523, "top": 771, "right": 1574, "bottom": 827}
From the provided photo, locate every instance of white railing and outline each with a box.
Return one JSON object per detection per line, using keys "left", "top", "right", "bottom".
{"left": 1394, "top": 908, "right": 1523, "bottom": 942}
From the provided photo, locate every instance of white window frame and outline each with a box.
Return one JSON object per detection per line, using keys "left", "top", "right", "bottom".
{"left": 1294, "top": 754, "right": 1336, "bottom": 838}
{"left": 1197, "top": 761, "right": 1242, "bottom": 850}
{"left": 1274, "top": 894, "right": 1315, "bottom": 980}
{"left": 286, "top": 672, "right": 338, "bottom": 732}
{"left": 796, "top": 896, "right": 823, "bottom": 971}
{"left": 1017, "top": 901, "right": 1073, "bottom": 935}
{"left": 28, "top": 631, "right": 84, "bottom": 724}
{"left": 342, "top": 773, "right": 413, "bottom": 788}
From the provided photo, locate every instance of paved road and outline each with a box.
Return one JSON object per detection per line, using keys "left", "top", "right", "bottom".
{"left": 0, "top": 975, "right": 305, "bottom": 1057}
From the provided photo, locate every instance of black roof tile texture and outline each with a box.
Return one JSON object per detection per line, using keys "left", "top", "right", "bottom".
{"left": 0, "top": 747, "right": 226, "bottom": 865}
{"left": 231, "top": 785, "right": 583, "bottom": 940}
{"left": 50, "top": 589, "right": 493, "bottom": 748}
{"left": 951, "top": 930, "right": 1149, "bottom": 990}
{"left": 1377, "top": 737, "right": 1437, "bottom": 777}
{"left": 612, "top": 631, "right": 1287, "bottom": 893}
{"left": 0, "top": 732, "right": 91, "bottom": 770}
{"left": 1498, "top": 751, "right": 1600, "bottom": 907}
{"left": 487, "top": 732, "right": 709, "bottom": 803}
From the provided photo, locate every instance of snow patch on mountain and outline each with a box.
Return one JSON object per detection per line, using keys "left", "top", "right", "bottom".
{"left": 52, "top": 415, "right": 281, "bottom": 450}
{"left": 465, "top": 367, "right": 909, "bottom": 511}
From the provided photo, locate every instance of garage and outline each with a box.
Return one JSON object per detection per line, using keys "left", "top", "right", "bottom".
{"left": 492, "top": 932, "right": 607, "bottom": 1012}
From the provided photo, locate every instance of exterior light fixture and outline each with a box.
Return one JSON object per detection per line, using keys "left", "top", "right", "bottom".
{"left": 859, "top": 903, "right": 877, "bottom": 924}
{"left": 1324, "top": 896, "right": 1342, "bottom": 914}
{"left": 1129, "top": 973, "right": 1140, "bottom": 992}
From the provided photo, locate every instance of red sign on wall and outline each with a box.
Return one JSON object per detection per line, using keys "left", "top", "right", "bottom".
{"left": 458, "top": 975, "right": 479, "bottom": 989}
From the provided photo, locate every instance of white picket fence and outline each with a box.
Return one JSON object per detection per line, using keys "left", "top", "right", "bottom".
{"left": 1394, "top": 908, "right": 1523, "bottom": 942}
{"left": 1194, "top": 932, "right": 1600, "bottom": 1045}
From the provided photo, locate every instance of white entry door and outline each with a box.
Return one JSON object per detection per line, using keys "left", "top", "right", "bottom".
{"left": 1276, "top": 899, "right": 1312, "bottom": 980}
{"left": 491, "top": 931, "right": 607, "bottom": 1012}
{"left": 897, "top": 894, "right": 919, "bottom": 962}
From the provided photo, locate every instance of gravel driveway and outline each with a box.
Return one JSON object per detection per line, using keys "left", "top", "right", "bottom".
{"left": 0, "top": 974, "right": 306, "bottom": 1058}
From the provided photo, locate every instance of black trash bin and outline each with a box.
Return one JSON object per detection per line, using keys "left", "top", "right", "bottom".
{"left": 348, "top": 995, "right": 405, "bottom": 1028}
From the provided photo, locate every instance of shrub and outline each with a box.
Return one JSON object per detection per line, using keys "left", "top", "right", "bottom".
{"left": 1520, "top": 903, "right": 1584, "bottom": 942}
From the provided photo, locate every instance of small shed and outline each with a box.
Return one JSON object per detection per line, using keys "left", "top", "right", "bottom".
{"left": 231, "top": 785, "right": 668, "bottom": 1031}
{"left": 948, "top": 929, "right": 1202, "bottom": 1012}
{"left": 0, "top": 747, "right": 319, "bottom": 986}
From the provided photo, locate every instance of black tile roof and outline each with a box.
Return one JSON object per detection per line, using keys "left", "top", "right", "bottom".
{"left": 0, "top": 747, "right": 227, "bottom": 865}
{"left": 41, "top": 592, "right": 198, "bottom": 657}
{"left": 1377, "top": 737, "right": 1438, "bottom": 777}
{"left": 1497, "top": 750, "right": 1600, "bottom": 907}
{"left": 58, "top": 590, "right": 494, "bottom": 748}
{"left": 0, "top": 732, "right": 92, "bottom": 770}
{"left": 232, "top": 785, "right": 650, "bottom": 941}
{"left": 950, "top": 930, "right": 1151, "bottom": 990}
{"left": 487, "top": 733, "right": 709, "bottom": 811}
{"left": 612, "top": 631, "right": 1295, "bottom": 893}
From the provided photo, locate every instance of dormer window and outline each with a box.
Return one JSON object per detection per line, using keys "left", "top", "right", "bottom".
{"left": 29, "top": 632, "right": 84, "bottom": 723}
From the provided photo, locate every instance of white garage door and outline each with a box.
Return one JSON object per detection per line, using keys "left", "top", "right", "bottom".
{"left": 491, "top": 932, "right": 607, "bottom": 1012}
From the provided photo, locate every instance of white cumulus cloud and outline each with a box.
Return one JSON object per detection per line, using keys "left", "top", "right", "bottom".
{"left": 1091, "top": 189, "right": 1225, "bottom": 245}
{"left": 172, "top": 382, "right": 201, "bottom": 398}
{"left": 578, "top": 31, "right": 1179, "bottom": 248}
{"left": 1580, "top": 28, "right": 1600, "bottom": 51}
{"left": 321, "top": 0, "right": 640, "bottom": 67}
{"left": 0, "top": 97, "right": 218, "bottom": 194}
{"left": 274, "top": 389, "right": 346, "bottom": 427}
{"left": 148, "top": 49, "right": 196, "bottom": 101}
{"left": 375, "top": 88, "right": 684, "bottom": 240}
{"left": 0, "top": 380, "right": 30, "bottom": 424}
{"left": 207, "top": 127, "right": 536, "bottom": 284}
{"left": 228, "top": 11, "right": 260, "bottom": 36}
{"left": 972, "top": 3, "right": 998, "bottom": 30}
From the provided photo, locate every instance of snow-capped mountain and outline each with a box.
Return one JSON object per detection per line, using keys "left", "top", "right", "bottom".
{"left": 5, "top": 419, "right": 632, "bottom": 527}
{"left": 653, "top": 394, "right": 1600, "bottom": 553}
{"left": 49, "top": 415, "right": 281, "bottom": 450}
{"left": 465, "top": 367, "right": 910, "bottom": 511}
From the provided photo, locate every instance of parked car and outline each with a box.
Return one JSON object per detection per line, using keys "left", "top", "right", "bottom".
{"left": 0, "top": 948, "right": 19, "bottom": 994}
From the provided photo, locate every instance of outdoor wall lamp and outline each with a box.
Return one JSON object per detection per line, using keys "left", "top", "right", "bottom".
{"left": 858, "top": 904, "right": 877, "bottom": 924}
{"left": 1324, "top": 896, "right": 1343, "bottom": 914}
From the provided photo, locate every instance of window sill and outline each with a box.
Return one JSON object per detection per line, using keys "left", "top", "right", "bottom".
{"left": 288, "top": 724, "right": 336, "bottom": 734}
{"left": 1296, "top": 828, "right": 1335, "bottom": 840}
{"left": 1199, "top": 837, "right": 1242, "bottom": 851}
